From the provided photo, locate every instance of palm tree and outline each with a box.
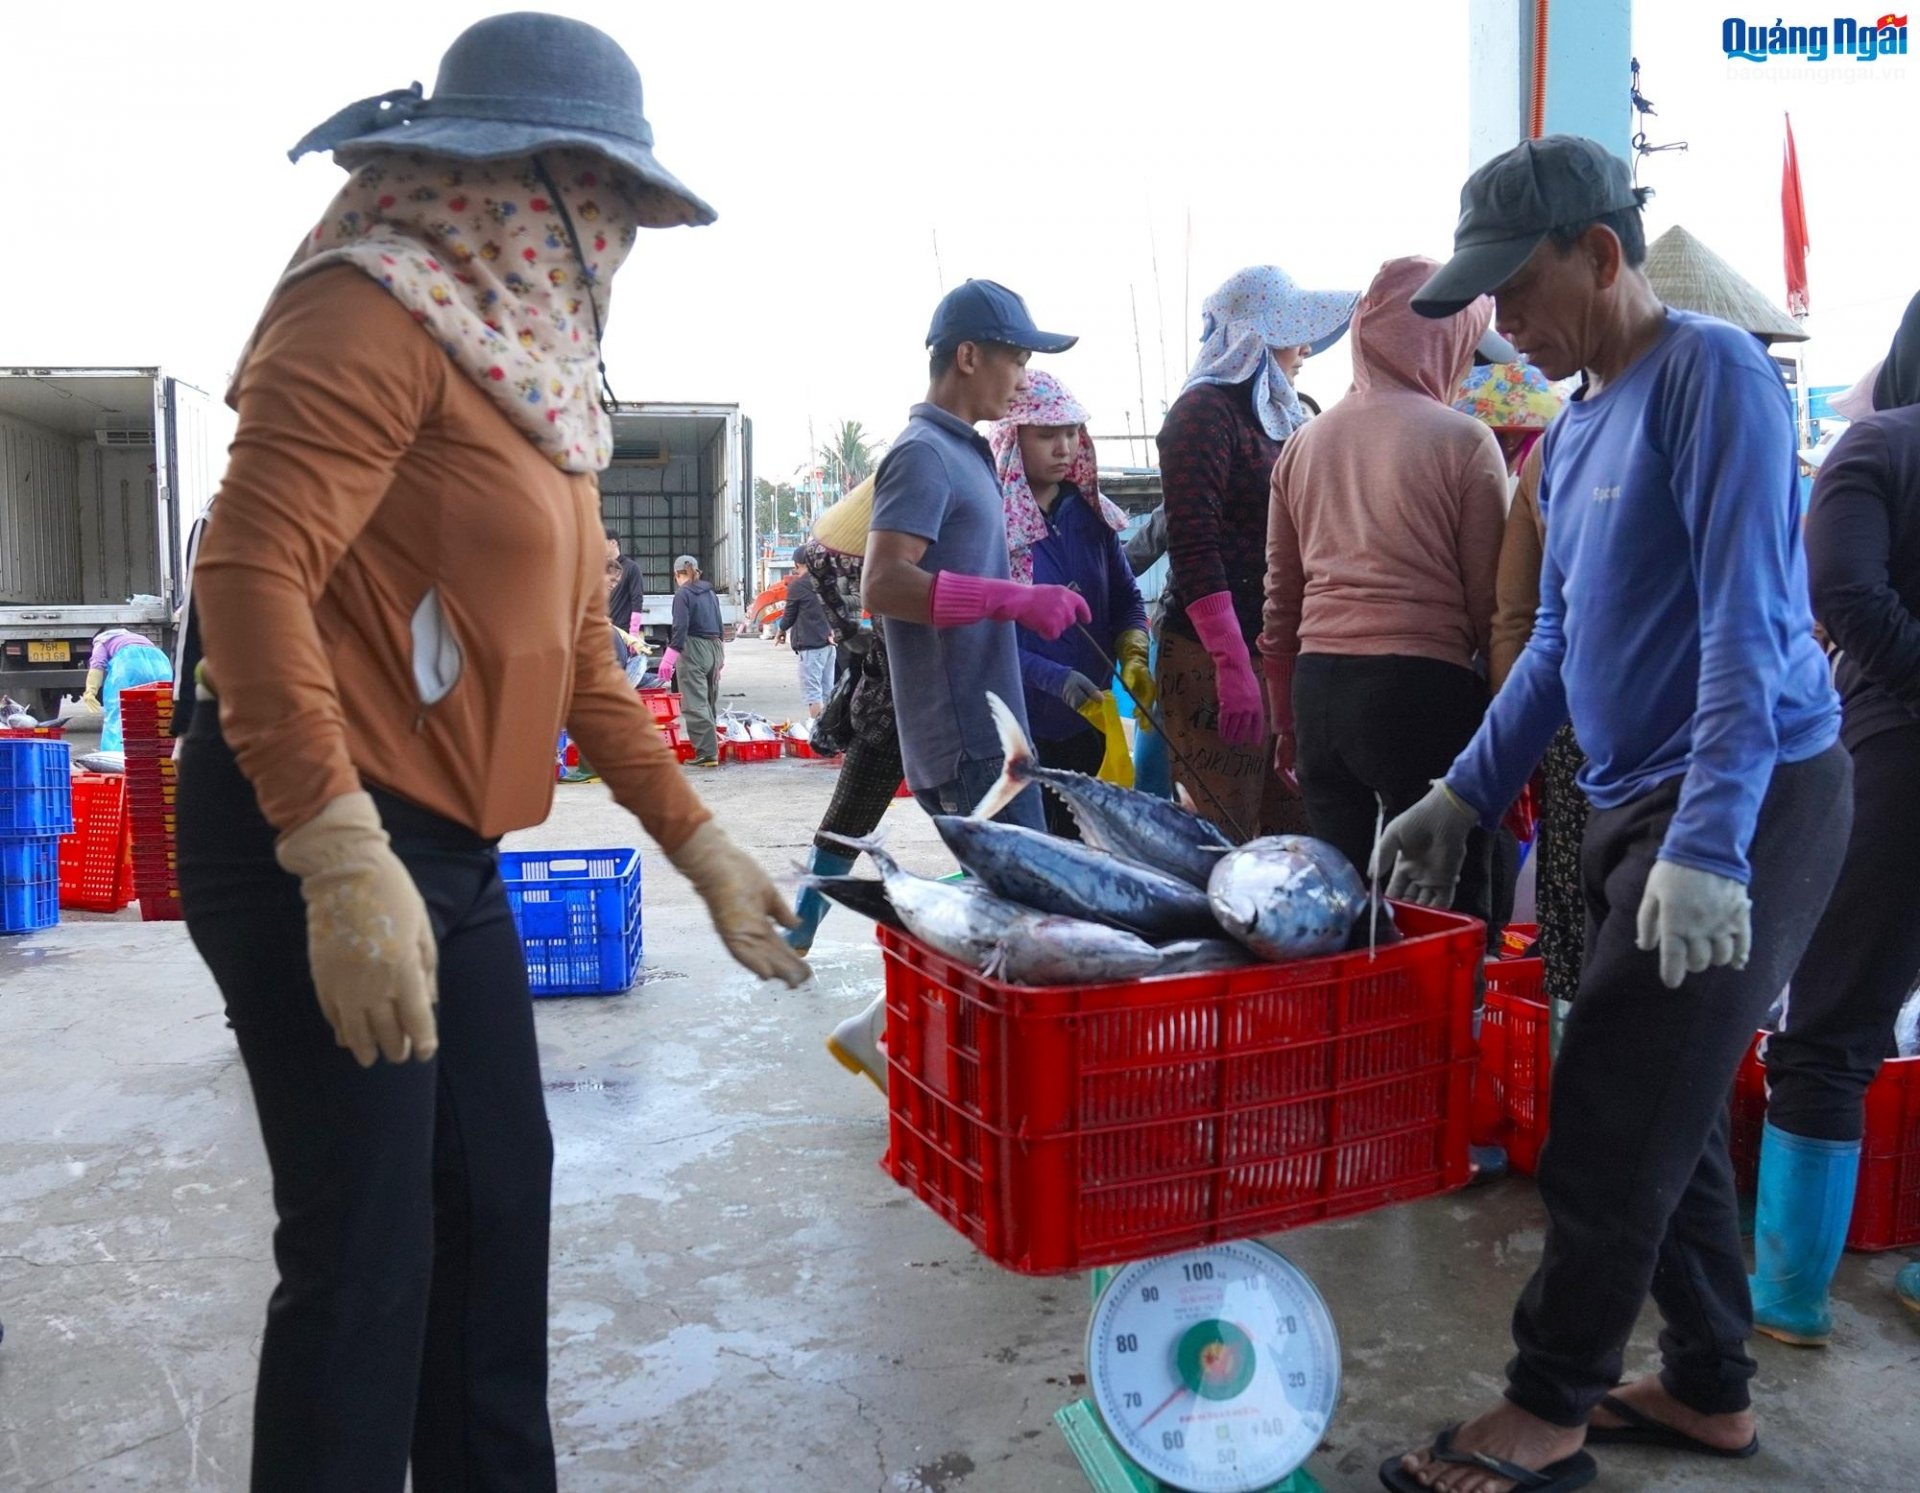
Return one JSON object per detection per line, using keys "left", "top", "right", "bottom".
{"left": 818, "top": 419, "right": 882, "bottom": 496}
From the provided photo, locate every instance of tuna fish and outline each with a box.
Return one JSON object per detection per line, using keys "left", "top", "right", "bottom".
{"left": 969, "top": 692, "right": 1233, "bottom": 888}
{"left": 817, "top": 833, "right": 1166, "bottom": 985}
{"left": 931, "top": 815, "right": 1220, "bottom": 941}
{"left": 1207, "top": 835, "right": 1371, "bottom": 961}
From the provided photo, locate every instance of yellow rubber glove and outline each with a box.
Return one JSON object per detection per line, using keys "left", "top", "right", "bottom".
{"left": 666, "top": 820, "right": 811, "bottom": 986}
{"left": 275, "top": 792, "right": 440, "bottom": 1066}
{"left": 1115, "top": 629, "right": 1157, "bottom": 719}
{"left": 82, "top": 666, "right": 105, "bottom": 709}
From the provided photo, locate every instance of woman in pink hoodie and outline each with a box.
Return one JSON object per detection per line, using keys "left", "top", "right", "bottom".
{"left": 1261, "top": 256, "right": 1510, "bottom": 930}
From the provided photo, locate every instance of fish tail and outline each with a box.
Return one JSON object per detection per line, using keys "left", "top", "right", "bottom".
{"left": 969, "top": 692, "right": 1036, "bottom": 821}
{"left": 817, "top": 829, "right": 894, "bottom": 874}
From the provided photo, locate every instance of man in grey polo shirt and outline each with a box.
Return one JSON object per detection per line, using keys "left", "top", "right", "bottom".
{"left": 862, "top": 280, "right": 1091, "bottom": 829}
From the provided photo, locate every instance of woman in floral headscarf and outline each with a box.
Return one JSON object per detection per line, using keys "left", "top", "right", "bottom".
{"left": 1157, "top": 266, "right": 1357, "bottom": 839}
{"left": 990, "top": 371, "right": 1149, "bottom": 837}
{"left": 171, "top": 16, "right": 804, "bottom": 1488}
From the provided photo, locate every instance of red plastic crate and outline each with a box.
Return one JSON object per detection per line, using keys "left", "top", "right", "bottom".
{"left": 0, "top": 724, "right": 64, "bottom": 739}
{"left": 59, "top": 774, "right": 133, "bottom": 912}
{"left": 639, "top": 688, "right": 682, "bottom": 725}
{"left": 1729, "top": 1035, "right": 1920, "bottom": 1252}
{"left": 122, "top": 690, "right": 180, "bottom": 921}
{"left": 670, "top": 740, "right": 698, "bottom": 763}
{"left": 878, "top": 903, "right": 1481, "bottom": 1275}
{"left": 1473, "top": 925, "right": 1551, "bottom": 1175}
{"left": 722, "top": 739, "right": 782, "bottom": 763}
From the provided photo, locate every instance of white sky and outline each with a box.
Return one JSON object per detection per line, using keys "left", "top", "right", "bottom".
{"left": 2, "top": 0, "right": 1913, "bottom": 478}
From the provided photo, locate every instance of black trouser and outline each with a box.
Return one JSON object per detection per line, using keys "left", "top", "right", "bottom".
{"left": 812, "top": 729, "right": 907, "bottom": 851}
{"left": 1765, "top": 724, "right": 1920, "bottom": 1141}
{"left": 1293, "top": 654, "right": 1495, "bottom": 936}
{"left": 1506, "top": 746, "right": 1851, "bottom": 1426}
{"left": 1036, "top": 727, "right": 1107, "bottom": 840}
{"left": 177, "top": 724, "right": 555, "bottom": 1493}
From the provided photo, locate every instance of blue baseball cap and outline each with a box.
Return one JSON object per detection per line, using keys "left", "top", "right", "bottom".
{"left": 926, "top": 279, "right": 1077, "bottom": 356}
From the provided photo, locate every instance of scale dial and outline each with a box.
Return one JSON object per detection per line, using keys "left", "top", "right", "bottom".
{"left": 1086, "top": 1242, "right": 1340, "bottom": 1492}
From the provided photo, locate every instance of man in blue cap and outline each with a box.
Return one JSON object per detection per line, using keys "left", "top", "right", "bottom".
{"left": 1373, "top": 136, "right": 1849, "bottom": 1493}
{"left": 861, "top": 279, "right": 1090, "bottom": 827}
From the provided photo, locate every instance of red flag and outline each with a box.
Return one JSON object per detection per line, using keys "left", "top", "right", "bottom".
{"left": 1782, "top": 113, "right": 1811, "bottom": 319}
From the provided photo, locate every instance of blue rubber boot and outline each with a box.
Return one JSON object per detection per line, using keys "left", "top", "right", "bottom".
{"left": 786, "top": 846, "right": 857, "bottom": 955}
{"left": 1895, "top": 1262, "right": 1920, "bottom": 1317}
{"left": 1748, "top": 1121, "right": 1860, "bottom": 1347}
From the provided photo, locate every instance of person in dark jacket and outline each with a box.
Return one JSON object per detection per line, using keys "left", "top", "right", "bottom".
{"left": 605, "top": 527, "right": 645, "bottom": 633}
{"left": 659, "top": 554, "right": 725, "bottom": 767}
{"left": 778, "top": 549, "right": 836, "bottom": 719}
{"left": 989, "top": 370, "right": 1149, "bottom": 838}
{"left": 1751, "top": 290, "right": 1920, "bottom": 1340}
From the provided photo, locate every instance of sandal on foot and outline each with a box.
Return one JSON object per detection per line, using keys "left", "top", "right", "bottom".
{"left": 1584, "top": 1393, "right": 1759, "bottom": 1459}
{"left": 1379, "top": 1424, "right": 1598, "bottom": 1492}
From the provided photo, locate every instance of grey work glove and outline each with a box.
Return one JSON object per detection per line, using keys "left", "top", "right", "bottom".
{"left": 1636, "top": 860, "right": 1753, "bottom": 990}
{"left": 275, "top": 791, "right": 439, "bottom": 1067}
{"left": 666, "top": 820, "right": 811, "bottom": 987}
{"left": 1373, "top": 780, "right": 1479, "bottom": 907}
{"left": 1057, "top": 670, "right": 1102, "bottom": 711}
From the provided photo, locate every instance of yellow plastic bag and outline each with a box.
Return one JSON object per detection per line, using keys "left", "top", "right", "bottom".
{"left": 1075, "top": 692, "right": 1135, "bottom": 788}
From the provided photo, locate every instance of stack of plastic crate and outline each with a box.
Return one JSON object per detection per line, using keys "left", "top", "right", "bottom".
{"left": 121, "top": 683, "right": 181, "bottom": 921}
{"left": 59, "top": 773, "right": 134, "bottom": 913}
{"left": 0, "top": 737, "right": 73, "bottom": 934}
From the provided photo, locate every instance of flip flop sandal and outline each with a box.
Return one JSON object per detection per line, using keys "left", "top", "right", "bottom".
{"left": 1584, "top": 1392, "right": 1760, "bottom": 1458}
{"left": 1379, "top": 1424, "right": 1599, "bottom": 1492}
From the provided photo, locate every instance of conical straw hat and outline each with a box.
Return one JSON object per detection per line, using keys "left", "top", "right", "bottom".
{"left": 812, "top": 475, "right": 876, "bottom": 556}
{"left": 1645, "top": 225, "right": 1807, "bottom": 344}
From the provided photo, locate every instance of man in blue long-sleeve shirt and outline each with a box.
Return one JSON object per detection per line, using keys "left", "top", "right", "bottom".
{"left": 1375, "top": 137, "right": 1850, "bottom": 1493}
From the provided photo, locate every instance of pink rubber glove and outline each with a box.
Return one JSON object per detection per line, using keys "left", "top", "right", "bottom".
{"left": 1186, "top": 591, "right": 1265, "bottom": 747}
{"left": 1262, "top": 649, "right": 1298, "bottom": 786}
{"left": 657, "top": 647, "right": 679, "bottom": 685}
{"left": 930, "top": 571, "right": 1091, "bottom": 641}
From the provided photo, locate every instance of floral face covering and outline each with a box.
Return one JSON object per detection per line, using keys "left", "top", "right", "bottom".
{"left": 243, "top": 149, "right": 640, "bottom": 472}
{"left": 988, "top": 369, "right": 1128, "bottom": 585}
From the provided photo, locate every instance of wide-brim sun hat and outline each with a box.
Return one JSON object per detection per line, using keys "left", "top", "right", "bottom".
{"left": 288, "top": 11, "right": 716, "bottom": 229}
{"left": 813, "top": 477, "right": 876, "bottom": 557}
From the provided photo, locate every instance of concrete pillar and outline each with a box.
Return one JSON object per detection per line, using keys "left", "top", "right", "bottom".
{"left": 1467, "top": 0, "right": 1634, "bottom": 169}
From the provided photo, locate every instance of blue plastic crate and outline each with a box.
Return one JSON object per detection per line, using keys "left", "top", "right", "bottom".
{"left": 0, "top": 740, "right": 73, "bottom": 836}
{"left": 0, "top": 836, "right": 61, "bottom": 934}
{"left": 500, "top": 848, "right": 642, "bottom": 996}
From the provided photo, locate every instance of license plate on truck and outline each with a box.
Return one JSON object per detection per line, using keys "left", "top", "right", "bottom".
{"left": 26, "top": 641, "right": 69, "bottom": 664}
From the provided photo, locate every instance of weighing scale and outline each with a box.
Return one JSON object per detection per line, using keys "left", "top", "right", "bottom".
{"left": 1055, "top": 1241, "right": 1338, "bottom": 1493}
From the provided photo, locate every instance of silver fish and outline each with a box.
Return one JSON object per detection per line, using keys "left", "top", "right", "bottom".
{"left": 818, "top": 833, "right": 1165, "bottom": 986}
{"left": 1208, "top": 835, "right": 1370, "bottom": 961}
{"left": 1150, "top": 937, "right": 1259, "bottom": 975}
{"left": 931, "top": 815, "right": 1219, "bottom": 941}
{"left": 969, "top": 692, "right": 1232, "bottom": 888}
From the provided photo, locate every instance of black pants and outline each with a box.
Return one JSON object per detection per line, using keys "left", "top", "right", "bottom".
{"left": 1293, "top": 654, "right": 1494, "bottom": 934}
{"left": 1506, "top": 745, "right": 1851, "bottom": 1426}
{"left": 177, "top": 725, "right": 555, "bottom": 1493}
{"left": 812, "top": 728, "right": 907, "bottom": 851}
{"left": 1766, "top": 724, "right": 1920, "bottom": 1141}
{"left": 1036, "top": 727, "right": 1107, "bottom": 840}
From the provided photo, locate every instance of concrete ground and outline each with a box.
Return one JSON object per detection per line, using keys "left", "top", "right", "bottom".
{"left": 2, "top": 637, "right": 1916, "bottom": 1492}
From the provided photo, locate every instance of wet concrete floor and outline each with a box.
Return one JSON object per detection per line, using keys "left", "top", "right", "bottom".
{"left": 1, "top": 639, "right": 1915, "bottom": 1490}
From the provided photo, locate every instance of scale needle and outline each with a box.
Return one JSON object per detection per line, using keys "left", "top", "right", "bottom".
{"left": 1136, "top": 1384, "right": 1191, "bottom": 1431}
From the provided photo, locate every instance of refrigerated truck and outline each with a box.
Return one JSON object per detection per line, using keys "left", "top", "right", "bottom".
{"left": 599, "top": 401, "right": 752, "bottom": 638}
{"left": 0, "top": 368, "right": 231, "bottom": 713}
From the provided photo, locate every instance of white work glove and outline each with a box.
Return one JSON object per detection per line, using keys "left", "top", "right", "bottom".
{"left": 1373, "top": 780, "right": 1479, "bottom": 907}
{"left": 666, "top": 820, "right": 811, "bottom": 986}
{"left": 1636, "top": 860, "right": 1752, "bottom": 990}
{"left": 275, "top": 792, "right": 439, "bottom": 1066}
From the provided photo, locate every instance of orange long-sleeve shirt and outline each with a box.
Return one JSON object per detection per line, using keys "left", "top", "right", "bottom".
{"left": 194, "top": 267, "right": 709, "bottom": 849}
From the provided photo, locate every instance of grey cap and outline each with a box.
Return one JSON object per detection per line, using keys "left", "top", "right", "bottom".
{"left": 288, "top": 12, "right": 715, "bottom": 228}
{"left": 674, "top": 554, "right": 700, "bottom": 572}
{"left": 1414, "top": 136, "right": 1648, "bottom": 318}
